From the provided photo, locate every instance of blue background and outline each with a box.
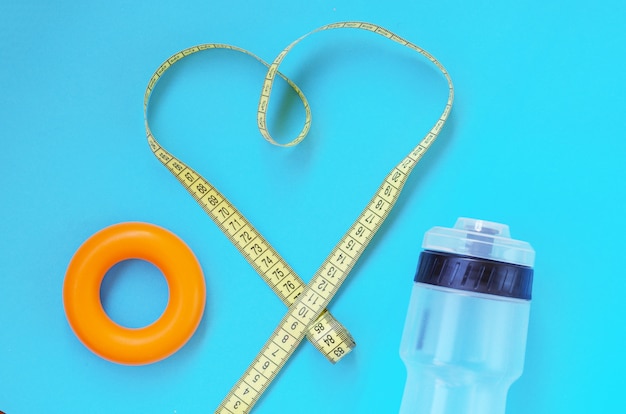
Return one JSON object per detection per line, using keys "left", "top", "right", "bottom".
{"left": 1, "top": 0, "right": 625, "bottom": 413}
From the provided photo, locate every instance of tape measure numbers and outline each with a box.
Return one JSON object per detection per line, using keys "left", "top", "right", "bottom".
{"left": 145, "top": 48, "right": 356, "bottom": 364}
{"left": 143, "top": 21, "right": 453, "bottom": 413}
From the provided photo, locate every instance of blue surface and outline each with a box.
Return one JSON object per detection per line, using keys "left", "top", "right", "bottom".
{"left": 1, "top": 1, "right": 625, "bottom": 413}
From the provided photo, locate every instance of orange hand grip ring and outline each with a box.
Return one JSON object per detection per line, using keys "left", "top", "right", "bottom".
{"left": 63, "top": 222, "right": 206, "bottom": 365}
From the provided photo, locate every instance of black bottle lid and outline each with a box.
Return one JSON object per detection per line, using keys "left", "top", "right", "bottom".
{"left": 414, "top": 251, "right": 533, "bottom": 299}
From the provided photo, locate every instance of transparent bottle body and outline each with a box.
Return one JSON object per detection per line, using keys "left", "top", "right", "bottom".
{"left": 399, "top": 282, "right": 530, "bottom": 414}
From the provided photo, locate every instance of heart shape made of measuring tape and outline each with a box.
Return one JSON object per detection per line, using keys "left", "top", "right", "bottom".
{"left": 144, "top": 21, "right": 453, "bottom": 414}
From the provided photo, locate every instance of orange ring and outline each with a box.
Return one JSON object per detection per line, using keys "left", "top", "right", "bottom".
{"left": 63, "top": 222, "right": 206, "bottom": 365}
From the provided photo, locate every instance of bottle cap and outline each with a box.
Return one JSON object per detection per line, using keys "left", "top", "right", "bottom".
{"left": 415, "top": 218, "right": 535, "bottom": 299}
{"left": 422, "top": 217, "right": 535, "bottom": 267}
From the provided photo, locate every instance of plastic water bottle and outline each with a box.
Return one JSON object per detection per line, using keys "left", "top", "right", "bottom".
{"left": 399, "top": 218, "right": 535, "bottom": 414}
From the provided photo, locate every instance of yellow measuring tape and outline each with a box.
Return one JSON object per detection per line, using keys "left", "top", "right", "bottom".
{"left": 143, "top": 21, "right": 453, "bottom": 413}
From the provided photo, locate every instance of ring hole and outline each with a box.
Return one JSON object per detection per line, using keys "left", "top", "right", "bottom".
{"left": 100, "top": 259, "right": 170, "bottom": 328}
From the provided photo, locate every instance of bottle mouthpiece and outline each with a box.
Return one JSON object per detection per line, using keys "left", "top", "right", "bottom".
{"left": 422, "top": 217, "right": 534, "bottom": 267}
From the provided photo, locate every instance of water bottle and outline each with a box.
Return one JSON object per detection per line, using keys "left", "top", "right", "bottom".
{"left": 399, "top": 218, "right": 535, "bottom": 414}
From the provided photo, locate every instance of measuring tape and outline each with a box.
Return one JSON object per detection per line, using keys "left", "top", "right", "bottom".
{"left": 145, "top": 45, "right": 356, "bottom": 365}
{"left": 143, "top": 21, "right": 453, "bottom": 413}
